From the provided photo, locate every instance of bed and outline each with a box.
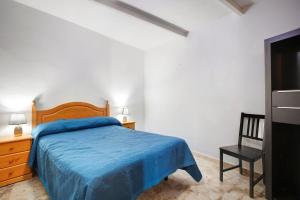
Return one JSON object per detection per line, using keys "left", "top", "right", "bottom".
{"left": 29, "top": 101, "right": 202, "bottom": 200}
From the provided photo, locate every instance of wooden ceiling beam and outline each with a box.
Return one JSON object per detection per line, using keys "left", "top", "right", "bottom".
{"left": 220, "top": 0, "right": 252, "bottom": 15}
{"left": 94, "top": 0, "right": 189, "bottom": 37}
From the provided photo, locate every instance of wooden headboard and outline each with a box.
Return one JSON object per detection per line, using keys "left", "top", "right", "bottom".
{"left": 32, "top": 101, "right": 110, "bottom": 127}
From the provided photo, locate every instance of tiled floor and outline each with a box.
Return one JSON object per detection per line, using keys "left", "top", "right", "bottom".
{"left": 0, "top": 154, "right": 265, "bottom": 200}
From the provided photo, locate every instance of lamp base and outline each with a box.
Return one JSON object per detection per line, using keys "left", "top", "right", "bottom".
{"left": 14, "top": 126, "right": 23, "bottom": 137}
{"left": 122, "top": 116, "right": 128, "bottom": 123}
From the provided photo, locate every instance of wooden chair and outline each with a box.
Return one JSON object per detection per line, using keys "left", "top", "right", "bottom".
{"left": 219, "top": 112, "right": 265, "bottom": 198}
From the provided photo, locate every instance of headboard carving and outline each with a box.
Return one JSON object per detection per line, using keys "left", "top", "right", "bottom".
{"left": 32, "top": 101, "right": 110, "bottom": 127}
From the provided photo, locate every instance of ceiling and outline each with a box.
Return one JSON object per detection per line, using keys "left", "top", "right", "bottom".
{"left": 13, "top": 0, "right": 230, "bottom": 50}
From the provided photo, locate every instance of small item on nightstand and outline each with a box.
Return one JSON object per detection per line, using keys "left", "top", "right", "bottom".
{"left": 9, "top": 113, "right": 27, "bottom": 137}
{"left": 121, "top": 107, "right": 129, "bottom": 122}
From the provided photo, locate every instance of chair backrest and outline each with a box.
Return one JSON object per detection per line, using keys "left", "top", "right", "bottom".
{"left": 238, "top": 112, "right": 265, "bottom": 146}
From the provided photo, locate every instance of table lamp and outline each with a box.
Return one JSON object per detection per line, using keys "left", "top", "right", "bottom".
{"left": 9, "top": 113, "right": 27, "bottom": 137}
{"left": 121, "top": 107, "right": 129, "bottom": 122}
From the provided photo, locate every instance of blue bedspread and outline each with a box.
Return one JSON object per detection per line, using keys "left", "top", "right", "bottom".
{"left": 30, "top": 117, "right": 202, "bottom": 200}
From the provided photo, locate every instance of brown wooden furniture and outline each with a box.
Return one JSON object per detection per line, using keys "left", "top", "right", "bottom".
{"left": 220, "top": 112, "right": 265, "bottom": 198}
{"left": 122, "top": 121, "right": 135, "bottom": 130}
{"left": 265, "top": 28, "right": 300, "bottom": 199}
{"left": 32, "top": 101, "right": 110, "bottom": 127}
{"left": 0, "top": 134, "right": 32, "bottom": 187}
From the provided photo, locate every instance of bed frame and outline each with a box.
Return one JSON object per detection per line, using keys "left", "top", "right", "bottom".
{"left": 32, "top": 101, "right": 110, "bottom": 128}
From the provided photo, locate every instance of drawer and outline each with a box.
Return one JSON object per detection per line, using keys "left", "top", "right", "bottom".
{"left": 272, "top": 107, "right": 300, "bottom": 125}
{"left": 272, "top": 91, "right": 300, "bottom": 107}
{"left": 123, "top": 123, "right": 135, "bottom": 130}
{"left": 0, "top": 151, "right": 30, "bottom": 169}
{"left": 0, "top": 164, "right": 31, "bottom": 182}
{"left": 0, "top": 140, "right": 31, "bottom": 156}
{"left": 0, "top": 173, "right": 32, "bottom": 187}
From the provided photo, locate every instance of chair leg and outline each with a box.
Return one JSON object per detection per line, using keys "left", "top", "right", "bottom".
{"left": 239, "top": 159, "right": 243, "bottom": 175}
{"left": 220, "top": 150, "right": 223, "bottom": 182}
{"left": 249, "top": 162, "right": 254, "bottom": 198}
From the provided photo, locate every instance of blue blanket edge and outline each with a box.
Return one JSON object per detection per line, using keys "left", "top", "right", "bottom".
{"left": 37, "top": 162, "right": 202, "bottom": 200}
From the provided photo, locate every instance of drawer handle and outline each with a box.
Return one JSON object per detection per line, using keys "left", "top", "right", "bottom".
{"left": 276, "top": 90, "right": 300, "bottom": 93}
{"left": 9, "top": 160, "right": 14, "bottom": 164}
{"left": 277, "top": 107, "right": 300, "bottom": 109}
{"left": 8, "top": 172, "right": 14, "bottom": 177}
{"left": 9, "top": 147, "right": 14, "bottom": 151}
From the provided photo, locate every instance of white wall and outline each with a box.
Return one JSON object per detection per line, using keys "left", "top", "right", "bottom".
{"left": 0, "top": 0, "right": 145, "bottom": 136}
{"left": 144, "top": 0, "right": 300, "bottom": 163}
{"left": 1, "top": 0, "right": 300, "bottom": 167}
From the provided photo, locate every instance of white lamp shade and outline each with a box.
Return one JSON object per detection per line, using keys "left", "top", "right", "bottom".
{"left": 9, "top": 113, "right": 27, "bottom": 125}
{"left": 122, "top": 107, "right": 129, "bottom": 115}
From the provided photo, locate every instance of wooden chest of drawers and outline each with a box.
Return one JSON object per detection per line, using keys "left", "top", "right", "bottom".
{"left": 0, "top": 135, "right": 32, "bottom": 187}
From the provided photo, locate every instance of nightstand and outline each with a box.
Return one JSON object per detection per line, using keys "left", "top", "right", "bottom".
{"left": 122, "top": 121, "right": 136, "bottom": 130}
{"left": 0, "top": 134, "right": 33, "bottom": 187}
